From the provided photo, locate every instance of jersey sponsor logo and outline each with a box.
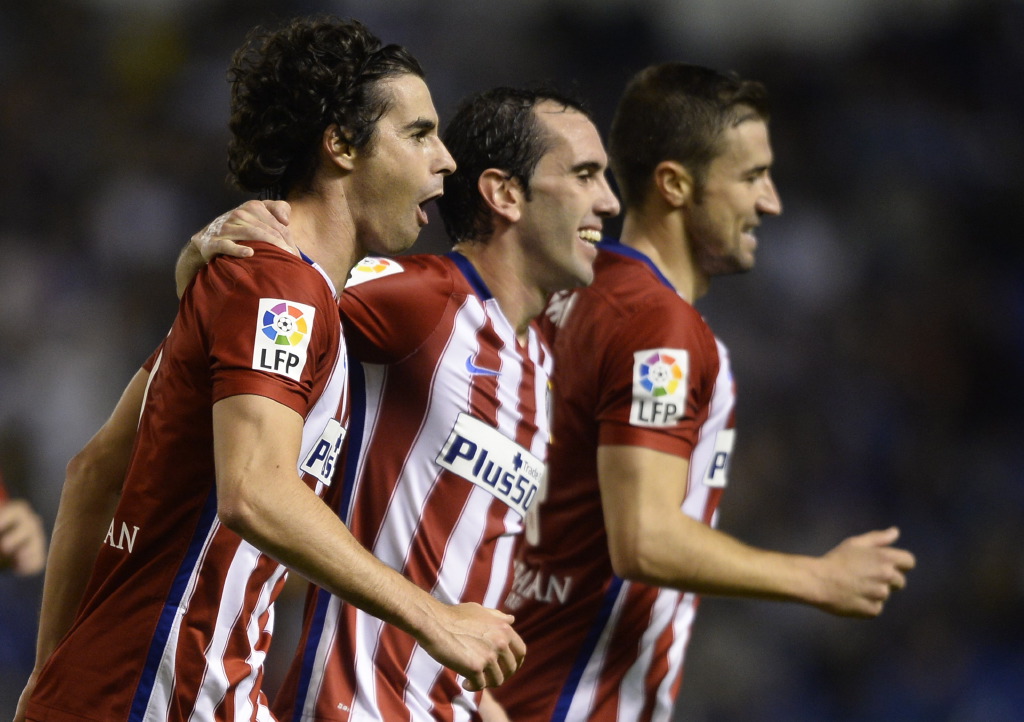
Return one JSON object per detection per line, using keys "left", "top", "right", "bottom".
{"left": 104, "top": 518, "right": 140, "bottom": 553}
{"left": 465, "top": 354, "right": 501, "bottom": 377}
{"left": 300, "top": 418, "right": 346, "bottom": 487}
{"left": 252, "top": 299, "right": 315, "bottom": 381}
{"left": 344, "top": 256, "right": 405, "bottom": 287}
{"left": 629, "top": 348, "right": 689, "bottom": 427}
{"left": 702, "top": 428, "right": 735, "bottom": 488}
{"left": 504, "top": 559, "right": 573, "bottom": 610}
{"left": 435, "top": 413, "right": 545, "bottom": 518}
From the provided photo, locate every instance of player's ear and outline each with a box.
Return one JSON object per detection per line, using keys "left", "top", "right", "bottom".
{"left": 478, "top": 168, "right": 523, "bottom": 223}
{"left": 324, "top": 124, "right": 357, "bottom": 171}
{"left": 654, "top": 160, "right": 693, "bottom": 208}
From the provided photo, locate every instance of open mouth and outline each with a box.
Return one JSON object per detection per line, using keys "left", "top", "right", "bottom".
{"left": 578, "top": 229, "right": 601, "bottom": 244}
{"left": 417, "top": 192, "right": 443, "bottom": 226}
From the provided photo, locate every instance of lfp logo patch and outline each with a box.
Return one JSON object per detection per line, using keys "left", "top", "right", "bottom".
{"left": 252, "top": 299, "right": 315, "bottom": 381}
{"left": 345, "top": 256, "right": 405, "bottom": 288}
{"left": 630, "top": 348, "right": 689, "bottom": 427}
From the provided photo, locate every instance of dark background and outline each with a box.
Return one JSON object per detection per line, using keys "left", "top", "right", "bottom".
{"left": 1, "top": 1, "right": 1021, "bottom": 719}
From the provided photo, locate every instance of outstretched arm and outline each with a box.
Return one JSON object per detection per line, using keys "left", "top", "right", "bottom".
{"left": 598, "top": 444, "right": 916, "bottom": 618}
{"left": 16, "top": 367, "right": 150, "bottom": 721}
{"left": 175, "top": 200, "right": 294, "bottom": 297}
{"left": 213, "top": 394, "right": 525, "bottom": 691}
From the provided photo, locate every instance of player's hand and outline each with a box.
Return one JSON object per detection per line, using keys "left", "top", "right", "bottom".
{"left": 0, "top": 498, "right": 47, "bottom": 576}
{"left": 815, "top": 526, "right": 916, "bottom": 618}
{"left": 418, "top": 602, "right": 525, "bottom": 692}
{"left": 192, "top": 200, "right": 295, "bottom": 262}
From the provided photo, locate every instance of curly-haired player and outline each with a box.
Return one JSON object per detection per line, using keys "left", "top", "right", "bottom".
{"left": 17, "top": 16, "right": 523, "bottom": 722}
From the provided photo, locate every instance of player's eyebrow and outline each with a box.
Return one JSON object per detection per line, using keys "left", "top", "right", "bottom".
{"left": 571, "top": 161, "right": 604, "bottom": 174}
{"left": 404, "top": 117, "right": 437, "bottom": 134}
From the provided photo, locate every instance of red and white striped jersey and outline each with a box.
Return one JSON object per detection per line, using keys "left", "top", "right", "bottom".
{"left": 28, "top": 246, "right": 348, "bottom": 722}
{"left": 492, "top": 242, "right": 737, "bottom": 722}
{"left": 273, "top": 252, "right": 552, "bottom": 722}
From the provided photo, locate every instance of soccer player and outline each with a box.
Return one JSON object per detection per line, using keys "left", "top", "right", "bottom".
{"left": 0, "top": 469, "right": 46, "bottom": 576}
{"left": 490, "top": 63, "right": 918, "bottom": 721}
{"left": 182, "top": 87, "right": 620, "bottom": 720}
{"left": 17, "top": 17, "right": 522, "bottom": 722}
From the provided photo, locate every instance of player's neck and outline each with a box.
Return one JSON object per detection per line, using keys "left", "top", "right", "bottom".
{"left": 285, "top": 196, "right": 361, "bottom": 291}
{"left": 453, "top": 239, "right": 541, "bottom": 345}
{"left": 619, "top": 211, "right": 707, "bottom": 302}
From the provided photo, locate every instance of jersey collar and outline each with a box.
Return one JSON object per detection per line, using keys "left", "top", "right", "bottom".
{"left": 597, "top": 238, "right": 676, "bottom": 291}
{"left": 447, "top": 251, "right": 494, "bottom": 300}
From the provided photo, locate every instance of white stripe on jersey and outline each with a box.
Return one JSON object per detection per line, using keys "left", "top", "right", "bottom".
{"left": 565, "top": 582, "right": 631, "bottom": 720}
{"left": 142, "top": 517, "right": 224, "bottom": 722}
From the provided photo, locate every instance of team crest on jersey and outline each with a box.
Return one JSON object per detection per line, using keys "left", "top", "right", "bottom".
{"left": 345, "top": 256, "right": 405, "bottom": 288}
{"left": 629, "top": 348, "right": 689, "bottom": 427}
{"left": 252, "top": 298, "right": 315, "bottom": 381}
{"left": 436, "top": 413, "right": 545, "bottom": 518}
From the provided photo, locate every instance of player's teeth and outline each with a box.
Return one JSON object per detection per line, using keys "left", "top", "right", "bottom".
{"left": 578, "top": 229, "right": 601, "bottom": 243}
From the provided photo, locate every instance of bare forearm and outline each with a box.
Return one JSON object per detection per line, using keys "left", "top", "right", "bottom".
{"left": 34, "top": 368, "right": 147, "bottom": 665}
{"left": 222, "top": 473, "right": 442, "bottom": 642}
{"left": 629, "top": 515, "right": 823, "bottom": 604}
{"left": 34, "top": 474, "right": 122, "bottom": 664}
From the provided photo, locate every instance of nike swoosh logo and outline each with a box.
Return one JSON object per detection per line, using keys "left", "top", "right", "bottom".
{"left": 465, "top": 355, "right": 501, "bottom": 377}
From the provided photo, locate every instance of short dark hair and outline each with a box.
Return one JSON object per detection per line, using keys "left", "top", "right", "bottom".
{"left": 438, "top": 87, "right": 591, "bottom": 245}
{"left": 609, "top": 63, "right": 769, "bottom": 209}
{"left": 227, "top": 16, "right": 424, "bottom": 199}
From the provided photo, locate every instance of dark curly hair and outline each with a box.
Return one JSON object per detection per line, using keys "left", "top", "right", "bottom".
{"left": 437, "top": 87, "right": 591, "bottom": 245}
{"left": 227, "top": 16, "right": 424, "bottom": 199}
{"left": 609, "top": 63, "right": 769, "bottom": 209}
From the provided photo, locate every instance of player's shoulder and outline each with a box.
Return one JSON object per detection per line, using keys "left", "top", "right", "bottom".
{"left": 344, "top": 253, "right": 460, "bottom": 300}
{"left": 589, "top": 247, "right": 702, "bottom": 325}
{"left": 207, "top": 244, "right": 334, "bottom": 300}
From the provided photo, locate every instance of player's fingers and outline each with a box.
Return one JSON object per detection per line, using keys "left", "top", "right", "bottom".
{"left": 854, "top": 526, "right": 900, "bottom": 547}
{"left": 886, "top": 568, "right": 908, "bottom": 591}
{"left": 461, "top": 671, "right": 487, "bottom": 692}
{"left": 894, "top": 548, "right": 916, "bottom": 571}
{"left": 263, "top": 199, "right": 291, "bottom": 224}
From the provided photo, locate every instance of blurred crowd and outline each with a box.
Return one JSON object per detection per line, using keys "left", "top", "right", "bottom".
{"left": 1, "top": 0, "right": 1021, "bottom": 719}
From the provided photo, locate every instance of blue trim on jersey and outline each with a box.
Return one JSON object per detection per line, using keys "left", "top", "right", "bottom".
{"left": 129, "top": 487, "right": 221, "bottom": 721}
{"left": 552, "top": 575, "right": 626, "bottom": 721}
{"left": 292, "top": 353, "right": 368, "bottom": 721}
{"left": 447, "top": 251, "right": 494, "bottom": 300}
{"left": 598, "top": 239, "right": 677, "bottom": 291}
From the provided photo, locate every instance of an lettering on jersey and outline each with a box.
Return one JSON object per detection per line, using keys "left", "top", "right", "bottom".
{"left": 702, "top": 428, "right": 736, "bottom": 489}
{"left": 252, "top": 299, "right": 316, "bottom": 382}
{"left": 435, "top": 413, "right": 545, "bottom": 518}
{"left": 544, "top": 289, "right": 579, "bottom": 329}
{"left": 629, "top": 348, "right": 690, "bottom": 427}
{"left": 300, "top": 417, "right": 346, "bottom": 487}
{"left": 503, "top": 559, "right": 573, "bottom": 610}
{"left": 344, "top": 256, "right": 405, "bottom": 288}
{"left": 104, "top": 518, "right": 140, "bottom": 553}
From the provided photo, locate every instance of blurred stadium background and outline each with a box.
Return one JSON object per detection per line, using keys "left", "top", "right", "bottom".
{"left": 1, "top": 1, "right": 1021, "bottom": 719}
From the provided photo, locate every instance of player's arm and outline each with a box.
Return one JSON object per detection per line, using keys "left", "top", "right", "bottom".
{"left": 598, "top": 444, "right": 916, "bottom": 618}
{"left": 15, "top": 367, "right": 149, "bottom": 722}
{"left": 213, "top": 394, "right": 525, "bottom": 691}
{"left": 175, "top": 200, "right": 294, "bottom": 298}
